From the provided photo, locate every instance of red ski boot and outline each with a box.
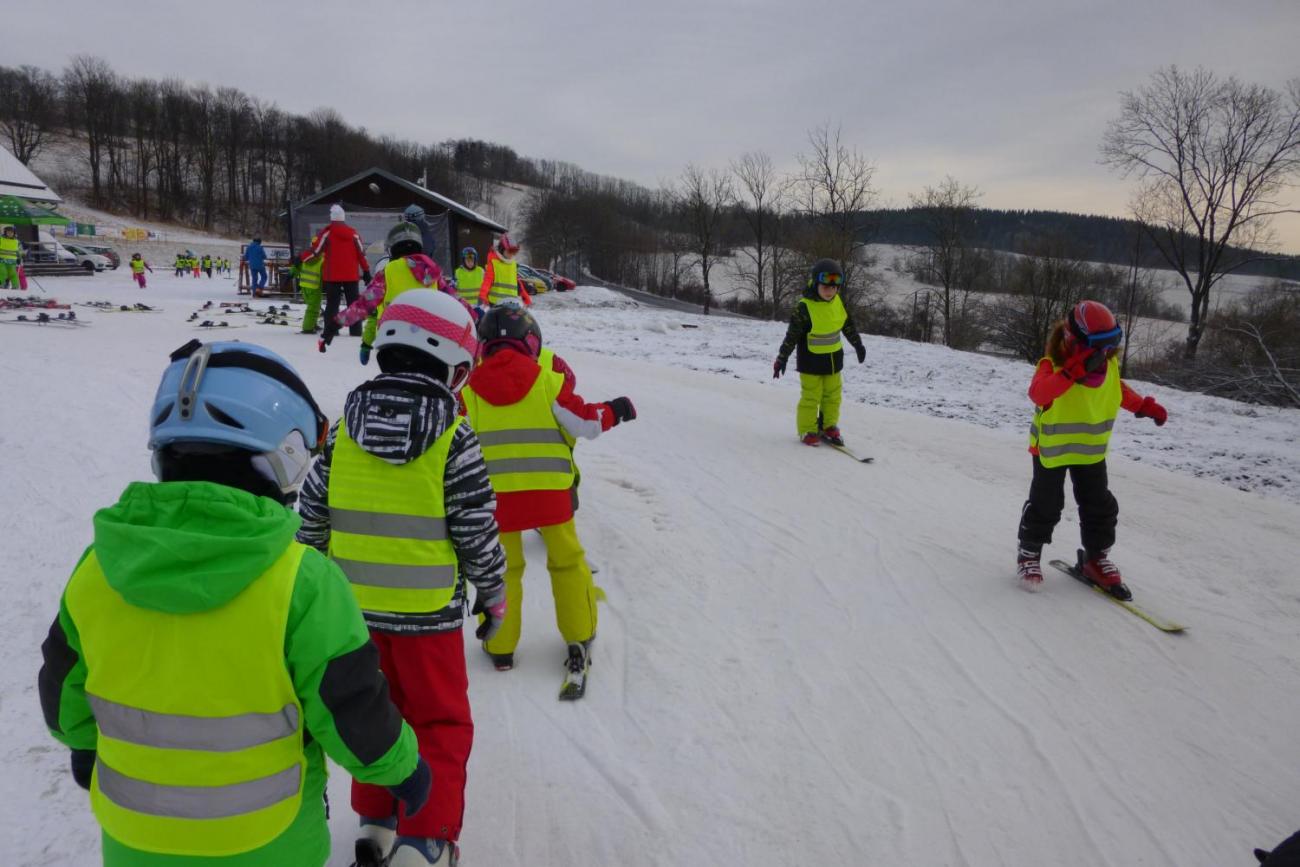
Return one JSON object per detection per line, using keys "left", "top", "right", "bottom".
{"left": 821, "top": 426, "right": 845, "bottom": 447}
{"left": 1080, "top": 549, "right": 1132, "bottom": 601}
{"left": 801, "top": 432, "right": 820, "bottom": 446}
{"left": 1017, "top": 546, "right": 1043, "bottom": 592}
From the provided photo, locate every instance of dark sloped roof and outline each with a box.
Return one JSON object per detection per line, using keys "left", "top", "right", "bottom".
{"left": 294, "top": 167, "right": 507, "bottom": 233}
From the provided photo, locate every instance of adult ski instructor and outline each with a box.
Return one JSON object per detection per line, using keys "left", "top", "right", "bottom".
{"left": 309, "top": 204, "right": 372, "bottom": 352}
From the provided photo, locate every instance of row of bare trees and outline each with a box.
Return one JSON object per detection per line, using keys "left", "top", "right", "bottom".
{"left": 1, "top": 57, "right": 467, "bottom": 237}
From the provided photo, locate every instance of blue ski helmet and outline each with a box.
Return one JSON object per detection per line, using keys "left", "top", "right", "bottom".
{"left": 460, "top": 246, "right": 478, "bottom": 264}
{"left": 149, "top": 340, "right": 326, "bottom": 483}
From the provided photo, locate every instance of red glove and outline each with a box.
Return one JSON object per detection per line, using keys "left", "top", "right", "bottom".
{"left": 1060, "top": 348, "right": 1095, "bottom": 381}
{"left": 773, "top": 356, "right": 787, "bottom": 379}
{"left": 1135, "top": 395, "right": 1167, "bottom": 426}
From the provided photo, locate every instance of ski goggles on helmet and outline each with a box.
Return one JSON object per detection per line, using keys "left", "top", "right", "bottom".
{"left": 814, "top": 271, "right": 844, "bottom": 287}
{"left": 1071, "top": 322, "right": 1123, "bottom": 351}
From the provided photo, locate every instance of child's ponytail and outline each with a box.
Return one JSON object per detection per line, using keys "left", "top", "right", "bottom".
{"left": 1046, "top": 320, "right": 1069, "bottom": 366}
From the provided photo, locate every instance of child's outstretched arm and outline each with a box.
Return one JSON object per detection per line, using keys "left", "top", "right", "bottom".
{"left": 337, "top": 270, "right": 387, "bottom": 330}
{"left": 1121, "top": 380, "right": 1168, "bottom": 425}
{"left": 296, "top": 422, "right": 340, "bottom": 552}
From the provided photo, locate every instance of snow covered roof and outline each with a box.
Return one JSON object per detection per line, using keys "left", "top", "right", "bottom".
{"left": 291, "top": 167, "right": 506, "bottom": 233}
{"left": 0, "top": 145, "right": 61, "bottom": 204}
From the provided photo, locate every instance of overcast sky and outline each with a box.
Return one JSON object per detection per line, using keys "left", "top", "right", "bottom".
{"left": 12, "top": 0, "right": 1300, "bottom": 252}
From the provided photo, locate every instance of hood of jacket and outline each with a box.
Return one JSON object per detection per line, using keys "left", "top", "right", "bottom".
{"left": 467, "top": 349, "right": 541, "bottom": 406}
{"left": 92, "top": 481, "right": 301, "bottom": 614}
{"left": 342, "top": 371, "right": 458, "bottom": 465}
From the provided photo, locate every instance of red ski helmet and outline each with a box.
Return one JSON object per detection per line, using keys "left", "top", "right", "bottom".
{"left": 1066, "top": 300, "right": 1122, "bottom": 351}
{"left": 497, "top": 233, "right": 520, "bottom": 256}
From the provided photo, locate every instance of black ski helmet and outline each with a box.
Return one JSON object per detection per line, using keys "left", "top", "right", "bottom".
{"left": 807, "top": 258, "right": 844, "bottom": 289}
{"left": 386, "top": 221, "right": 423, "bottom": 258}
{"left": 477, "top": 305, "right": 543, "bottom": 358}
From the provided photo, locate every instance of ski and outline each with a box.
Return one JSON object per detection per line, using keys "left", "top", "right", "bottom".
{"left": 1048, "top": 557, "right": 1186, "bottom": 633}
{"left": 194, "top": 321, "right": 247, "bottom": 330}
{"left": 559, "top": 643, "right": 590, "bottom": 701}
{"left": 822, "top": 438, "right": 874, "bottom": 463}
{"left": 1, "top": 312, "right": 89, "bottom": 327}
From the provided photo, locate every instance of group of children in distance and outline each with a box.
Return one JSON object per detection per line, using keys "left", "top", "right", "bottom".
{"left": 172, "top": 253, "right": 230, "bottom": 279}
{"left": 773, "top": 258, "right": 1169, "bottom": 595}
{"left": 38, "top": 217, "right": 636, "bottom": 866}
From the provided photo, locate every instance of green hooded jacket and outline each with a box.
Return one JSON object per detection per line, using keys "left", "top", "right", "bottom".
{"left": 38, "top": 481, "right": 419, "bottom": 867}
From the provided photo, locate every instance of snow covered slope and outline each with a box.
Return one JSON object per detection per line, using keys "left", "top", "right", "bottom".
{"left": 2, "top": 275, "right": 1298, "bottom": 866}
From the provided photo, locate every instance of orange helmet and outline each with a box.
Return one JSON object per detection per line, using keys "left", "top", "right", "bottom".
{"left": 1066, "top": 300, "right": 1122, "bottom": 350}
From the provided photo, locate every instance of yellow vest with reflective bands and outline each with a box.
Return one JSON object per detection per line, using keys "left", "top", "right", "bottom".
{"left": 0, "top": 236, "right": 20, "bottom": 265}
{"left": 801, "top": 295, "right": 847, "bottom": 354}
{"left": 376, "top": 257, "right": 424, "bottom": 318}
{"left": 64, "top": 545, "right": 307, "bottom": 857}
{"left": 487, "top": 258, "right": 519, "bottom": 304}
{"left": 463, "top": 366, "right": 574, "bottom": 493}
{"left": 327, "top": 418, "right": 459, "bottom": 614}
{"left": 455, "top": 265, "right": 484, "bottom": 303}
{"left": 1028, "top": 356, "right": 1122, "bottom": 468}
{"left": 130, "top": 259, "right": 146, "bottom": 274}
{"left": 298, "top": 256, "right": 323, "bottom": 292}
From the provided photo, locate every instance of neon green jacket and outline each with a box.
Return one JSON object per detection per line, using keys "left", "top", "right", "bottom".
{"left": 38, "top": 481, "right": 419, "bottom": 867}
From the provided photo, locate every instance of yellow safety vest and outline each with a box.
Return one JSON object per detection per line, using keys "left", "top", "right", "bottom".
{"left": 297, "top": 256, "right": 323, "bottom": 293}
{"left": 374, "top": 257, "right": 425, "bottom": 318}
{"left": 130, "top": 259, "right": 146, "bottom": 274}
{"left": 801, "top": 295, "right": 847, "bottom": 354}
{"left": 0, "top": 235, "right": 20, "bottom": 265}
{"left": 463, "top": 367, "right": 574, "bottom": 493}
{"left": 64, "top": 546, "right": 306, "bottom": 857}
{"left": 486, "top": 258, "right": 519, "bottom": 305}
{"left": 1028, "top": 356, "right": 1122, "bottom": 468}
{"left": 455, "top": 265, "right": 484, "bottom": 303}
{"left": 327, "top": 419, "right": 459, "bottom": 614}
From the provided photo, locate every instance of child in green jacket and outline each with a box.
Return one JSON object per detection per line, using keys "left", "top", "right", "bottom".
{"left": 772, "top": 258, "right": 867, "bottom": 446}
{"left": 38, "top": 339, "right": 430, "bottom": 867}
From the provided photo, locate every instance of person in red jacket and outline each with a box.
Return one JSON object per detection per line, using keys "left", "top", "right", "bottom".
{"left": 460, "top": 307, "right": 635, "bottom": 697}
{"left": 308, "top": 204, "right": 373, "bottom": 350}
{"left": 476, "top": 234, "right": 531, "bottom": 308}
{"left": 1017, "top": 300, "right": 1168, "bottom": 596}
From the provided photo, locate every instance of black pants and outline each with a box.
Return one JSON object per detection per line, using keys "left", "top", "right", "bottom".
{"left": 1017, "top": 457, "right": 1118, "bottom": 556}
{"left": 322, "top": 280, "right": 361, "bottom": 338}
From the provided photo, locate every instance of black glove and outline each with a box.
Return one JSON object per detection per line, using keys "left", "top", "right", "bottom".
{"left": 362, "top": 271, "right": 373, "bottom": 285}
{"left": 387, "top": 755, "right": 431, "bottom": 817}
{"left": 608, "top": 397, "right": 637, "bottom": 424}
{"left": 359, "top": 343, "right": 372, "bottom": 366}
{"left": 854, "top": 344, "right": 866, "bottom": 364}
{"left": 472, "top": 588, "right": 507, "bottom": 641}
{"left": 70, "top": 749, "right": 95, "bottom": 791}
{"left": 773, "top": 356, "right": 787, "bottom": 379}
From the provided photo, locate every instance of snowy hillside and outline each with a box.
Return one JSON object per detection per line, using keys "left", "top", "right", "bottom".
{"left": 2, "top": 274, "right": 1299, "bottom": 866}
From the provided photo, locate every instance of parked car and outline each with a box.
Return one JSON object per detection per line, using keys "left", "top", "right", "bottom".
{"left": 75, "top": 243, "right": 120, "bottom": 269}
{"left": 534, "top": 267, "right": 576, "bottom": 292}
{"left": 23, "top": 242, "right": 77, "bottom": 266}
{"left": 62, "top": 243, "right": 112, "bottom": 273}
{"left": 517, "top": 264, "right": 551, "bottom": 295}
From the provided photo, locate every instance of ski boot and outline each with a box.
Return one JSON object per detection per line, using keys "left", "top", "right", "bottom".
{"left": 482, "top": 643, "right": 514, "bottom": 671}
{"left": 559, "top": 639, "right": 592, "bottom": 701}
{"left": 821, "top": 425, "right": 845, "bottom": 447}
{"left": 1079, "top": 549, "right": 1131, "bottom": 601}
{"left": 801, "top": 432, "right": 820, "bottom": 447}
{"left": 1016, "top": 545, "right": 1043, "bottom": 592}
{"left": 352, "top": 816, "right": 397, "bottom": 867}
{"left": 389, "top": 836, "right": 458, "bottom": 866}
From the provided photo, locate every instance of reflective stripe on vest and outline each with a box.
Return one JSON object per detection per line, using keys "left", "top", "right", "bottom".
{"left": 65, "top": 544, "right": 306, "bottom": 856}
{"left": 95, "top": 760, "right": 301, "bottom": 821}
{"left": 801, "top": 295, "right": 847, "bottom": 354}
{"left": 487, "top": 258, "right": 519, "bottom": 304}
{"left": 298, "top": 256, "right": 323, "bottom": 292}
{"left": 0, "top": 236, "right": 20, "bottom": 264}
{"left": 327, "top": 418, "right": 460, "bottom": 614}
{"left": 455, "top": 265, "right": 484, "bottom": 302}
{"left": 463, "top": 367, "right": 574, "bottom": 494}
{"left": 1028, "top": 355, "right": 1122, "bottom": 468}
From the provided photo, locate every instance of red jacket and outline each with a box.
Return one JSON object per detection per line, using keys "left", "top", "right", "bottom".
{"left": 306, "top": 222, "right": 368, "bottom": 282}
{"left": 478, "top": 250, "right": 532, "bottom": 307}
{"left": 1026, "top": 358, "right": 1145, "bottom": 455}
{"left": 465, "top": 349, "right": 615, "bottom": 532}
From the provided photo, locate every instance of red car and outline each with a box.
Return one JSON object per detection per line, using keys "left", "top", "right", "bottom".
{"left": 535, "top": 268, "right": 576, "bottom": 291}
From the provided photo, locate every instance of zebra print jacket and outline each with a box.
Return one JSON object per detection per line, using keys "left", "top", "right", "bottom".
{"left": 297, "top": 371, "right": 506, "bottom": 634}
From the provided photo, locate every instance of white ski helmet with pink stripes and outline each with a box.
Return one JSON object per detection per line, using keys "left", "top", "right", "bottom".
{"left": 374, "top": 290, "right": 478, "bottom": 390}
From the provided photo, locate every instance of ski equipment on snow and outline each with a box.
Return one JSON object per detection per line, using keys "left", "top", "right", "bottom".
{"left": 559, "top": 641, "right": 591, "bottom": 701}
{"left": 1049, "top": 551, "right": 1185, "bottom": 633}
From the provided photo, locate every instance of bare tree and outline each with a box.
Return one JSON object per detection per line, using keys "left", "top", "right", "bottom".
{"left": 909, "top": 176, "right": 983, "bottom": 347}
{"left": 792, "top": 122, "right": 878, "bottom": 286}
{"left": 0, "top": 65, "right": 60, "bottom": 164}
{"left": 63, "top": 56, "right": 121, "bottom": 206}
{"left": 1101, "top": 66, "right": 1300, "bottom": 359}
{"left": 731, "top": 151, "right": 787, "bottom": 317}
{"left": 679, "top": 164, "right": 734, "bottom": 314}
